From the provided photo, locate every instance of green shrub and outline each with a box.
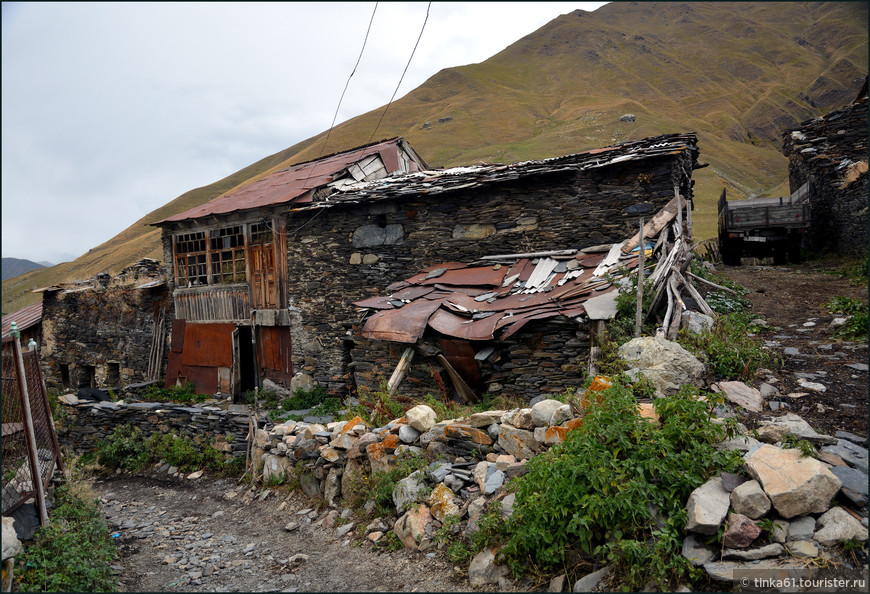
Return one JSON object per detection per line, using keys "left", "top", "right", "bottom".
{"left": 16, "top": 483, "right": 118, "bottom": 592}
{"left": 138, "top": 381, "right": 210, "bottom": 405}
{"left": 96, "top": 425, "right": 151, "bottom": 472}
{"left": 498, "top": 380, "right": 741, "bottom": 589}
{"left": 678, "top": 311, "right": 780, "bottom": 380}
{"left": 364, "top": 452, "right": 429, "bottom": 516}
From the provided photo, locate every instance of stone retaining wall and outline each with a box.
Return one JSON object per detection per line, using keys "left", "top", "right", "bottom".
{"left": 56, "top": 400, "right": 253, "bottom": 459}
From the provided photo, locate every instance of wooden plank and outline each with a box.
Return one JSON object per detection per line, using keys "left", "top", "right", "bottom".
{"left": 387, "top": 347, "right": 415, "bottom": 395}
{"left": 622, "top": 194, "right": 686, "bottom": 253}
{"left": 436, "top": 354, "right": 476, "bottom": 404}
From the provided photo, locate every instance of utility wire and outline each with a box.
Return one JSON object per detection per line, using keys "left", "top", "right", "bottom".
{"left": 313, "top": 1, "right": 379, "bottom": 165}
{"left": 368, "top": 2, "right": 431, "bottom": 143}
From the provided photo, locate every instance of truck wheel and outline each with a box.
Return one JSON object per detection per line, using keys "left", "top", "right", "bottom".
{"left": 720, "top": 240, "right": 741, "bottom": 266}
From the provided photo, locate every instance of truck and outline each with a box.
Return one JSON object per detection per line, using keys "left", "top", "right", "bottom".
{"left": 717, "top": 182, "right": 810, "bottom": 265}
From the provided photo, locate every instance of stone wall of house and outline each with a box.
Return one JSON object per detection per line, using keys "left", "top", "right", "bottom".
{"left": 350, "top": 320, "right": 590, "bottom": 402}
{"left": 286, "top": 155, "right": 692, "bottom": 396}
{"left": 783, "top": 97, "right": 868, "bottom": 255}
{"left": 56, "top": 400, "right": 250, "bottom": 459}
{"left": 40, "top": 285, "right": 172, "bottom": 393}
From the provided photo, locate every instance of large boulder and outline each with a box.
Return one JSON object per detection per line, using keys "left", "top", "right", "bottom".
{"left": 405, "top": 405, "right": 437, "bottom": 432}
{"left": 498, "top": 424, "right": 539, "bottom": 460}
{"left": 617, "top": 336, "right": 705, "bottom": 395}
{"left": 685, "top": 477, "right": 731, "bottom": 534}
{"left": 2, "top": 517, "right": 23, "bottom": 561}
{"left": 530, "top": 399, "right": 564, "bottom": 427}
{"left": 756, "top": 413, "right": 837, "bottom": 445}
{"left": 392, "top": 470, "right": 427, "bottom": 514}
{"left": 469, "top": 548, "right": 509, "bottom": 586}
{"left": 743, "top": 444, "right": 841, "bottom": 518}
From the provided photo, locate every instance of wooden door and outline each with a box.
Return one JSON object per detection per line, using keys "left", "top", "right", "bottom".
{"left": 250, "top": 243, "right": 277, "bottom": 309}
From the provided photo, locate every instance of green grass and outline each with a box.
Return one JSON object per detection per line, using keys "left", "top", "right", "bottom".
{"left": 15, "top": 483, "right": 118, "bottom": 592}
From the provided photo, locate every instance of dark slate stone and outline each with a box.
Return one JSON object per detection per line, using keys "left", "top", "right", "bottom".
{"left": 720, "top": 472, "right": 749, "bottom": 493}
{"left": 624, "top": 202, "right": 655, "bottom": 215}
{"left": 352, "top": 225, "right": 386, "bottom": 248}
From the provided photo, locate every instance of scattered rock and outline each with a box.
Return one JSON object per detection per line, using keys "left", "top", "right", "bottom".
{"left": 722, "top": 543, "right": 783, "bottom": 560}
{"left": 813, "top": 507, "right": 869, "bottom": 546}
{"left": 392, "top": 471, "right": 427, "bottom": 514}
{"left": 530, "top": 399, "right": 564, "bottom": 427}
{"left": 743, "top": 444, "right": 841, "bottom": 518}
{"left": 685, "top": 477, "right": 731, "bottom": 535}
{"left": 497, "top": 424, "right": 538, "bottom": 460}
{"left": 405, "top": 405, "right": 437, "bottom": 432}
{"left": 716, "top": 381, "right": 764, "bottom": 413}
{"left": 786, "top": 540, "right": 818, "bottom": 558}
{"left": 787, "top": 516, "right": 816, "bottom": 541}
{"left": 821, "top": 439, "right": 868, "bottom": 474}
{"left": 393, "top": 505, "right": 434, "bottom": 551}
{"left": 730, "top": 480, "right": 771, "bottom": 519}
{"left": 468, "top": 548, "right": 509, "bottom": 586}
{"left": 681, "top": 534, "right": 717, "bottom": 567}
{"left": 573, "top": 565, "right": 612, "bottom": 592}
{"left": 722, "top": 513, "right": 761, "bottom": 548}
{"left": 829, "top": 465, "right": 869, "bottom": 506}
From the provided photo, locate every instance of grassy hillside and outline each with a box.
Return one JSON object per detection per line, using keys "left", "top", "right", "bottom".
{"left": 3, "top": 1, "right": 866, "bottom": 314}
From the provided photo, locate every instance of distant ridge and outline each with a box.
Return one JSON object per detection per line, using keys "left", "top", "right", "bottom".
{"left": 2, "top": 258, "right": 46, "bottom": 281}
{"left": 2, "top": 1, "right": 866, "bottom": 314}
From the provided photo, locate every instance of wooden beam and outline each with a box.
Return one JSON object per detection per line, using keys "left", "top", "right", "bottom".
{"left": 622, "top": 194, "right": 687, "bottom": 253}
{"left": 436, "top": 354, "right": 476, "bottom": 404}
{"left": 686, "top": 271, "right": 739, "bottom": 295}
{"left": 387, "top": 347, "right": 415, "bottom": 395}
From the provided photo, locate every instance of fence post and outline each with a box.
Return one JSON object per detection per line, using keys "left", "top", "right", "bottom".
{"left": 9, "top": 324, "right": 49, "bottom": 526}
{"left": 635, "top": 217, "right": 645, "bottom": 338}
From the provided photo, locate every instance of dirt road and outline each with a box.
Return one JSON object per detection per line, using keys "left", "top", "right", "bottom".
{"left": 718, "top": 260, "right": 868, "bottom": 438}
{"left": 93, "top": 473, "right": 477, "bottom": 593}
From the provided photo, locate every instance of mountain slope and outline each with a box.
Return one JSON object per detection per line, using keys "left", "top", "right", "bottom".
{"left": 2, "top": 258, "right": 45, "bottom": 281}
{"left": 3, "top": 1, "right": 866, "bottom": 314}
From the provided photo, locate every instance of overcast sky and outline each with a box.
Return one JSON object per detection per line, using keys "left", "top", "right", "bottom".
{"left": 2, "top": 2, "right": 608, "bottom": 265}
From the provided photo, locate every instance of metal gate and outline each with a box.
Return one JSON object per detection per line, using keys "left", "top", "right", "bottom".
{"left": 1, "top": 333, "right": 63, "bottom": 523}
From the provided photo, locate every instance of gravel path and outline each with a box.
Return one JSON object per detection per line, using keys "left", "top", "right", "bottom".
{"left": 92, "top": 473, "right": 478, "bottom": 592}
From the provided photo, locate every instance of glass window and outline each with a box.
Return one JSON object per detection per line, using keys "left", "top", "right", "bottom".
{"left": 174, "top": 231, "right": 207, "bottom": 286}
{"left": 209, "top": 226, "right": 246, "bottom": 283}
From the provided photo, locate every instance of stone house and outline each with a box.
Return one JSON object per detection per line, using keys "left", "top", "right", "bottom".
{"left": 153, "top": 133, "right": 700, "bottom": 399}
{"left": 35, "top": 259, "right": 170, "bottom": 393}
{"left": 781, "top": 78, "right": 868, "bottom": 255}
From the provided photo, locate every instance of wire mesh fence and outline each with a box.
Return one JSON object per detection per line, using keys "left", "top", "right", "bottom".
{"left": 1, "top": 337, "right": 63, "bottom": 518}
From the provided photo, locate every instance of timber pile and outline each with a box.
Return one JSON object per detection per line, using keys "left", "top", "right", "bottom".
{"left": 622, "top": 193, "right": 725, "bottom": 339}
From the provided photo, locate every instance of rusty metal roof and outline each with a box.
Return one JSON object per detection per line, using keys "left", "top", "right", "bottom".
{"left": 2, "top": 302, "right": 43, "bottom": 337}
{"left": 156, "top": 137, "right": 427, "bottom": 224}
{"left": 354, "top": 247, "right": 640, "bottom": 343}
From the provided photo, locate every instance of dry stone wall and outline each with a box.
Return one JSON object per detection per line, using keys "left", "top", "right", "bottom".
{"left": 57, "top": 399, "right": 249, "bottom": 460}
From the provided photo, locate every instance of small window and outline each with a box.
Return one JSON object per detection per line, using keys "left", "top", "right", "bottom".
{"left": 174, "top": 231, "right": 207, "bottom": 287}
{"left": 209, "top": 226, "right": 246, "bottom": 284}
{"left": 250, "top": 222, "right": 273, "bottom": 245}
{"left": 78, "top": 365, "right": 95, "bottom": 389}
{"left": 105, "top": 362, "right": 120, "bottom": 387}
{"left": 60, "top": 364, "right": 70, "bottom": 390}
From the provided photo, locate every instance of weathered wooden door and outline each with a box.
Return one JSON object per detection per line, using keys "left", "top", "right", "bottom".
{"left": 250, "top": 243, "right": 277, "bottom": 309}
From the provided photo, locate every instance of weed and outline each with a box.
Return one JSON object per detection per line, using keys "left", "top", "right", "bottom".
{"left": 15, "top": 483, "right": 118, "bottom": 592}
{"left": 781, "top": 434, "right": 816, "bottom": 457}
{"left": 96, "top": 425, "right": 151, "bottom": 472}
{"left": 448, "top": 540, "right": 473, "bottom": 564}
{"left": 139, "top": 381, "right": 210, "bottom": 405}
{"left": 497, "top": 379, "right": 741, "bottom": 589}
{"left": 375, "top": 530, "right": 404, "bottom": 552}
{"left": 827, "top": 296, "right": 868, "bottom": 341}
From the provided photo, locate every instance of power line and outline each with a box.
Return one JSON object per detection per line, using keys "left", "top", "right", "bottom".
{"left": 314, "top": 2, "right": 379, "bottom": 163}
{"left": 368, "top": 2, "right": 431, "bottom": 143}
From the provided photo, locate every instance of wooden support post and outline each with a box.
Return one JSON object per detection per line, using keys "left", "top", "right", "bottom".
{"left": 675, "top": 270, "right": 715, "bottom": 317}
{"left": 667, "top": 276, "right": 685, "bottom": 340}
{"left": 675, "top": 186, "right": 683, "bottom": 236}
{"left": 635, "top": 217, "right": 645, "bottom": 338}
{"left": 388, "top": 347, "right": 415, "bottom": 395}
{"left": 436, "top": 355, "right": 476, "bottom": 404}
{"left": 686, "top": 271, "right": 739, "bottom": 295}
{"left": 12, "top": 334, "right": 49, "bottom": 526}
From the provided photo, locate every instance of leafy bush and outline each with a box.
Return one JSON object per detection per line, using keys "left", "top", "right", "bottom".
{"left": 678, "top": 311, "right": 780, "bottom": 380}
{"left": 498, "top": 380, "right": 741, "bottom": 589}
{"left": 138, "top": 381, "right": 210, "bottom": 405}
{"left": 16, "top": 483, "right": 118, "bottom": 592}
{"left": 344, "top": 451, "right": 429, "bottom": 517}
{"left": 95, "top": 424, "right": 244, "bottom": 477}
{"left": 96, "top": 425, "right": 152, "bottom": 472}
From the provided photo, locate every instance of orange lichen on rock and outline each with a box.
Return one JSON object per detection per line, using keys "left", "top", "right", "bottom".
{"left": 444, "top": 424, "right": 493, "bottom": 445}
{"left": 340, "top": 416, "right": 365, "bottom": 434}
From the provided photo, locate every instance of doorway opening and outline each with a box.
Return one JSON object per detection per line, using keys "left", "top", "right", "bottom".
{"left": 236, "top": 326, "right": 256, "bottom": 398}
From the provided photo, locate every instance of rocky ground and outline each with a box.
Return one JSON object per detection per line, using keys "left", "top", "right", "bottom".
{"left": 718, "top": 260, "right": 868, "bottom": 439}
{"left": 85, "top": 260, "right": 867, "bottom": 593}
{"left": 93, "top": 473, "right": 477, "bottom": 593}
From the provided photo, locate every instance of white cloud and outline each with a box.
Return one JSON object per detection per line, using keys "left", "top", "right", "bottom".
{"left": 2, "top": 2, "right": 607, "bottom": 264}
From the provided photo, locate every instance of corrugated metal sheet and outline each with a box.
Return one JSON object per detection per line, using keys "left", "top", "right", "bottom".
{"left": 2, "top": 302, "right": 43, "bottom": 337}
{"left": 354, "top": 243, "right": 638, "bottom": 343}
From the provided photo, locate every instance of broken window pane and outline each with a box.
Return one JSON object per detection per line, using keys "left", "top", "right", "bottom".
{"left": 209, "top": 226, "right": 246, "bottom": 284}
{"left": 174, "top": 231, "right": 207, "bottom": 286}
